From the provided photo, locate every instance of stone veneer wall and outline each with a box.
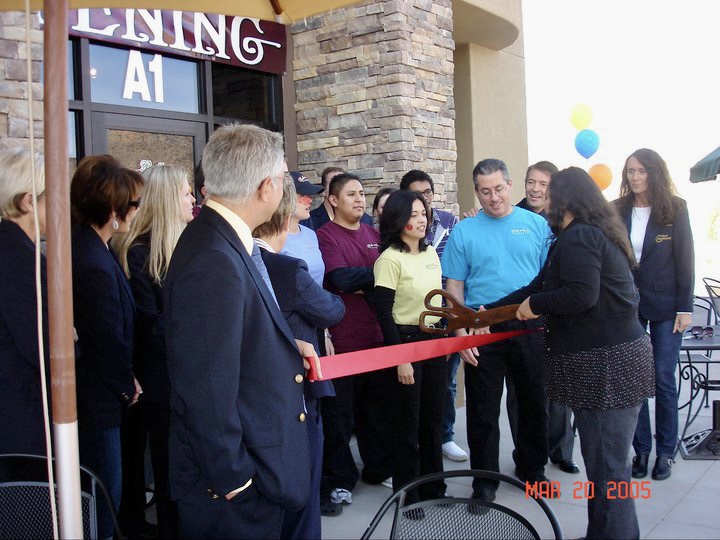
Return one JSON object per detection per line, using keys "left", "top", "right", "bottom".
{"left": 0, "top": 11, "right": 44, "bottom": 150}
{"left": 291, "top": 0, "right": 458, "bottom": 213}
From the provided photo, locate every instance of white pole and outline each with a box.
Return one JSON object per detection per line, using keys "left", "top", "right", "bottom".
{"left": 54, "top": 423, "right": 84, "bottom": 538}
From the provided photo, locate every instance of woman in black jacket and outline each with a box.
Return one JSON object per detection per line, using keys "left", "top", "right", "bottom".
{"left": 614, "top": 148, "right": 694, "bottom": 481}
{"left": 114, "top": 164, "right": 195, "bottom": 538}
{"left": 489, "top": 167, "right": 654, "bottom": 539}
{"left": 71, "top": 155, "right": 144, "bottom": 539}
{"left": 0, "top": 148, "right": 48, "bottom": 455}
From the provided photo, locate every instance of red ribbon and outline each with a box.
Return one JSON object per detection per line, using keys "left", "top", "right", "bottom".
{"left": 307, "top": 329, "right": 537, "bottom": 381}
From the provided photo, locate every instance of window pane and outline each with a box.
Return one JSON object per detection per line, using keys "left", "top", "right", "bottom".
{"left": 212, "top": 62, "right": 280, "bottom": 125}
{"left": 68, "top": 111, "right": 77, "bottom": 162}
{"left": 89, "top": 44, "right": 199, "bottom": 113}
{"left": 67, "top": 39, "right": 75, "bottom": 99}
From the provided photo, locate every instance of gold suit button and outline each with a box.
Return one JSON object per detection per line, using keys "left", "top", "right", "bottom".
{"left": 299, "top": 412, "right": 306, "bottom": 422}
{"left": 295, "top": 374, "right": 304, "bottom": 384}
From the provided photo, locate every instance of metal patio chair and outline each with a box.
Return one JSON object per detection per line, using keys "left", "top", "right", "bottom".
{"left": 361, "top": 469, "right": 563, "bottom": 539}
{"left": 0, "top": 453, "right": 124, "bottom": 539}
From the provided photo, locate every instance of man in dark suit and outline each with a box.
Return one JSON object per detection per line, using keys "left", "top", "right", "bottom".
{"left": 164, "top": 124, "right": 317, "bottom": 539}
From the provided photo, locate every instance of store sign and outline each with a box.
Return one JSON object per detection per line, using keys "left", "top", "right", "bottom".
{"left": 64, "top": 8, "right": 287, "bottom": 75}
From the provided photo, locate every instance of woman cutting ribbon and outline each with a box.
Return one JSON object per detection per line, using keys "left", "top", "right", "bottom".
{"left": 486, "top": 167, "right": 654, "bottom": 539}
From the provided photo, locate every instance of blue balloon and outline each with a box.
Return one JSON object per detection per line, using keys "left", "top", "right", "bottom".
{"left": 574, "top": 129, "right": 600, "bottom": 159}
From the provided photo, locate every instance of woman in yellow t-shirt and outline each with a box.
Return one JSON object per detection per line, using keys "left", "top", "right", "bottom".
{"left": 373, "top": 189, "right": 447, "bottom": 505}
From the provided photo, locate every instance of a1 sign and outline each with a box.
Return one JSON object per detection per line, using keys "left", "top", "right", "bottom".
{"left": 123, "top": 50, "right": 164, "bottom": 103}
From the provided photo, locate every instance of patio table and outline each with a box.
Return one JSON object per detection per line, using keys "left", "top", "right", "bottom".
{"left": 678, "top": 325, "right": 720, "bottom": 459}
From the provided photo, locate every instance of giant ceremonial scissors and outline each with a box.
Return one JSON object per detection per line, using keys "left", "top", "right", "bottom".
{"left": 418, "top": 289, "right": 520, "bottom": 335}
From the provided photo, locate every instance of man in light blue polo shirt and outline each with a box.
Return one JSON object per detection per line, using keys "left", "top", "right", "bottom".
{"left": 441, "top": 158, "right": 551, "bottom": 502}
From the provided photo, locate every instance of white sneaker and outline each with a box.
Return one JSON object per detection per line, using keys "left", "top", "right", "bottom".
{"left": 330, "top": 488, "right": 352, "bottom": 505}
{"left": 381, "top": 477, "right": 393, "bottom": 489}
{"left": 442, "top": 441, "right": 468, "bottom": 462}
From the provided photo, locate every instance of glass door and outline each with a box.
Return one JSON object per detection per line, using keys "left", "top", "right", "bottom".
{"left": 91, "top": 112, "right": 206, "bottom": 181}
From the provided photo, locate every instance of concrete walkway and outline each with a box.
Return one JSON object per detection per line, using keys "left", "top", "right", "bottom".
{"left": 322, "top": 365, "right": 720, "bottom": 539}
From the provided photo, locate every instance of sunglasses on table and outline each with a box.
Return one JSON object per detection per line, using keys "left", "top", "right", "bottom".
{"left": 687, "top": 326, "right": 714, "bottom": 339}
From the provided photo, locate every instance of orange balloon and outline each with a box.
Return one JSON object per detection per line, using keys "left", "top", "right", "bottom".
{"left": 588, "top": 164, "right": 612, "bottom": 190}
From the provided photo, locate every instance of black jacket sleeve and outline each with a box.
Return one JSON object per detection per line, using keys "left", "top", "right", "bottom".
{"left": 672, "top": 198, "right": 695, "bottom": 313}
{"left": 374, "top": 286, "right": 401, "bottom": 346}
{"left": 326, "top": 267, "right": 375, "bottom": 293}
{"left": 290, "top": 263, "right": 346, "bottom": 329}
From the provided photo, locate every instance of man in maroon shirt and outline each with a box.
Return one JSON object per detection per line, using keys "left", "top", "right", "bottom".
{"left": 316, "top": 173, "right": 393, "bottom": 515}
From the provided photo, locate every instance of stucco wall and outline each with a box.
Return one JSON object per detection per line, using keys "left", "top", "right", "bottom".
{"left": 455, "top": 1, "right": 528, "bottom": 211}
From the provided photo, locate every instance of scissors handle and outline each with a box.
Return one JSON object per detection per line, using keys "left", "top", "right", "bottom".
{"left": 418, "top": 311, "right": 451, "bottom": 334}
{"left": 418, "top": 289, "right": 521, "bottom": 334}
{"left": 424, "top": 289, "right": 460, "bottom": 311}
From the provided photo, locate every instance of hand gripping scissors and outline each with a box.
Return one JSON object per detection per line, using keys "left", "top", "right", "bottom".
{"left": 418, "top": 289, "right": 520, "bottom": 335}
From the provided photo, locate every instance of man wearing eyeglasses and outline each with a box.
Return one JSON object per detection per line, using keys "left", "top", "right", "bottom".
{"left": 399, "top": 170, "right": 467, "bottom": 463}
{"left": 441, "top": 158, "right": 552, "bottom": 503}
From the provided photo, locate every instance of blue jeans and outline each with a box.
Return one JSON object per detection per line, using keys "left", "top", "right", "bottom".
{"left": 441, "top": 353, "right": 461, "bottom": 443}
{"left": 79, "top": 426, "right": 122, "bottom": 539}
{"left": 574, "top": 405, "right": 642, "bottom": 540}
{"left": 633, "top": 318, "right": 680, "bottom": 457}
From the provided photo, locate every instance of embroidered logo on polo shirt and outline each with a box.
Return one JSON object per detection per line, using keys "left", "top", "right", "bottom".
{"left": 367, "top": 243, "right": 379, "bottom": 249}
{"left": 511, "top": 228, "right": 530, "bottom": 235}
{"left": 655, "top": 234, "right": 671, "bottom": 243}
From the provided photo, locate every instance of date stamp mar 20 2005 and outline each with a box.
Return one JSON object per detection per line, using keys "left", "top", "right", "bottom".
{"left": 525, "top": 480, "right": 652, "bottom": 500}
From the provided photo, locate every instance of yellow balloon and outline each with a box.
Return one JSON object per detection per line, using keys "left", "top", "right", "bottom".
{"left": 571, "top": 104, "right": 593, "bottom": 130}
{"left": 588, "top": 164, "right": 612, "bottom": 190}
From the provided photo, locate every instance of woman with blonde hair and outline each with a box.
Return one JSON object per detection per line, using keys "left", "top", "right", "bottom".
{"left": 0, "top": 148, "right": 49, "bottom": 455}
{"left": 114, "top": 164, "right": 195, "bottom": 538}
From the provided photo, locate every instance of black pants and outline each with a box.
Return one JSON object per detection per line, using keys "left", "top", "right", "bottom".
{"left": 507, "top": 378, "right": 574, "bottom": 464}
{"left": 119, "top": 401, "right": 179, "bottom": 539}
{"left": 321, "top": 368, "right": 394, "bottom": 492}
{"left": 119, "top": 404, "right": 148, "bottom": 533}
{"left": 390, "top": 329, "right": 447, "bottom": 503}
{"left": 465, "top": 320, "right": 548, "bottom": 491}
{"left": 144, "top": 401, "right": 178, "bottom": 539}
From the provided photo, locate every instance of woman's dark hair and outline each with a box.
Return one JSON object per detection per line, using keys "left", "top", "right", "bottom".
{"left": 379, "top": 190, "right": 429, "bottom": 253}
{"left": 71, "top": 154, "right": 145, "bottom": 228}
{"left": 328, "top": 172, "right": 361, "bottom": 197}
{"left": 616, "top": 148, "right": 678, "bottom": 224}
{"left": 372, "top": 186, "right": 398, "bottom": 216}
{"left": 547, "top": 167, "right": 635, "bottom": 266}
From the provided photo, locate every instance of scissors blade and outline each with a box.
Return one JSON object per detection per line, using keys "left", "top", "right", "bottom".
{"left": 420, "top": 289, "right": 520, "bottom": 333}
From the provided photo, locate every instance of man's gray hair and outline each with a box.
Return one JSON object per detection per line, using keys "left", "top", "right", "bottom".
{"left": 201, "top": 123, "right": 285, "bottom": 203}
{"left": 472, "top": 158, "right": 510, "bottom": 188}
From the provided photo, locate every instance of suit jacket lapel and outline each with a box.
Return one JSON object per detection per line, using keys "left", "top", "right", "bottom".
{"left": 200, "top": 208, "right": 298, "bottom": 347}
{"left": 640, "top": 212, "right": 659, "bottom": 263}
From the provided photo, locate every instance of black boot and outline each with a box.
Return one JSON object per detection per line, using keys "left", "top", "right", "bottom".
{"left": 631, "top": 454, "right": 649, "bottom": 478}
{"left": 652, "top": 455, "right": 673, "bottom": 480}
